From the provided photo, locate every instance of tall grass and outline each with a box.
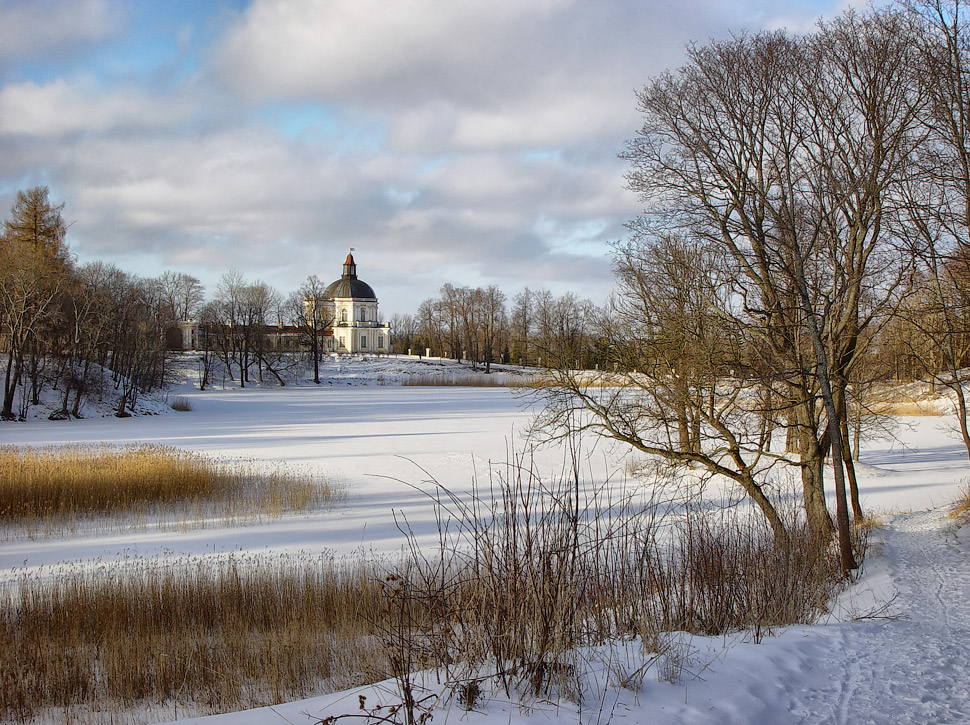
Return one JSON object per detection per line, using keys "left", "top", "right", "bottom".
{"left": 1, "top": 452, "right": 861, "bottom": 723}
{"left": 169, "top": 396, "right": 193, "bottom": 411}
{"left": 952, "top": 482, "right": 970, "bottom": 523}
{"left": 1, "top": 554, "right": 389, "bottom": 723}
{"left": 0, "top": 445, "right": 339, "bottom": 537}
{"left": 401, "top": 372, "right": 544, "bottom": 387}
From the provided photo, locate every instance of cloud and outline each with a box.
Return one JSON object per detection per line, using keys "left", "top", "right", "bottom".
{"left": 34, "top": 115, "right": 631, "bottom": 311}
{"left": 0, "top": 78, "right": 199, "bottom": 137}
{"left": 211, "top": 0, "right": 566, "bottom": 105}
{"left": 209, "top": 0, "right": 677, "bottom": 151}
{"left": 0, "top": 0, "right": 120, "bottom": 66}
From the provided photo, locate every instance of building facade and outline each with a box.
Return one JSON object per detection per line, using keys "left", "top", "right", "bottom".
{"left": 308, "top": 251, "right": 391, "bottom": 354}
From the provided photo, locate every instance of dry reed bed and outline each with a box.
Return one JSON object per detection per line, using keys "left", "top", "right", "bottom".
{"left": 401, "top": 372, "right": 546, "bottom": 387}
{"left": 0, "top": 445, "right": 339, "bottom": 538}
{"left": 0, "top": 458, "right": 860, "bottom": 723}
{"left": 1, "top": 554, "right": 389, "bottom": 723}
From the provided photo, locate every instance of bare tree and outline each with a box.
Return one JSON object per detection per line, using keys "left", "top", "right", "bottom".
{"left": 899, "top": 0, "right": 970, "bottom": 463}
{"left": 477, "top": 285, "right": 507, "bottom": 373}
{"left": 510, "top": 288, "right": 535, "bottom": 365}
{"left": 153, "top": 271, "right": 205, "bottom": 322}
{"left": 542, "top": 11, "right": 922, "bottom": 568}
{"left": 289, "top": 275, "right": 334, "bottom": 384}
{"left": 537, "top": 234, "right": 791, "bottom": 543}
{"left": 389, "top": 312, "right": 418, "bottom": 354}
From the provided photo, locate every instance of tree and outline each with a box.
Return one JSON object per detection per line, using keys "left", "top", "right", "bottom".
{"left": 537, "top": 234, "right": 791, "bottom": 543}
{"left": 539, "top": 11, "right": 923, "bottom": 568}
{"left": 477, "top": 285, "right": 507, "bottom": 373}
{"left": 899, "top": 0, "right": 970, "bottom": 464}
{"left": 153, "top": 271, "right": 205, "bottom": 322}
{"left": 207, "top": 272, "right": 285, "bottom": 387}
{"left": 0, "top": 187, "right": 70, "bottom": 420}
{"left": 510, "top": 289, "right": 535, "bottom": 364}
{"left": 389, "top": 312, "right": 418, "bottom": 354}
{"left": 289, "top": 275, "right": 334, "bottom": 384}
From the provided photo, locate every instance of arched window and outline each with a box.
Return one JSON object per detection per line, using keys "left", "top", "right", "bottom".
{"left": 359, "top": 308, "right": 367, "bottom": 322}
{"left": 341, "top": 309, "right": 347, "bottom": 323}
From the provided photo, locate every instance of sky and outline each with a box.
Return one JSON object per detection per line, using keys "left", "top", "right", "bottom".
{"left": 0, "top": 0, "right": 860, "bottom": 315}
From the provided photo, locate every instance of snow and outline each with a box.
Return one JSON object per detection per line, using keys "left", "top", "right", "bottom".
{"left": 3, "top": 355, "right": 970, "bottom": 724}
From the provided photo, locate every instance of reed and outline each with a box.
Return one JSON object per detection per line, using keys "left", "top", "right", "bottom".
{"left": 0, "top": 445, "right": 339, "bottom": 537}
{"left": 169, "top": 396, "right": 193, "bottom": 411}
{"left": 1, "top": 554, "right": 389, "bottom": 723}
{"left": 401, "top": 372, "right": 544, "bottom": 387}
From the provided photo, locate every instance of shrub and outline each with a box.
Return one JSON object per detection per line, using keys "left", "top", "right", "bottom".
{"left": 170, "top": 396, "right": 193, "bottom": 412}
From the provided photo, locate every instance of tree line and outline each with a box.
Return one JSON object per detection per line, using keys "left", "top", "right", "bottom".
{"left": 389, "top": 285, "right": 603, "bottom": 372}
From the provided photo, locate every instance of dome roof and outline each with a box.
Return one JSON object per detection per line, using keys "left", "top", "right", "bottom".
{"left": 324, "top": 252, "right": 377, "bottom": 300}
{"left": 324, "top": 277, "right": 376, "bottom": 299}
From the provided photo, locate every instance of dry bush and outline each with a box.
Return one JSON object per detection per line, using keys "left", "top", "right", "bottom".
{"left": 382, "top": 450, "right": 853, "bottom": 706}
{"left": 951, "top": 482, "right": 970, "bottom": 524}
{"left": 0, "top": 445, "right": 339, "bottom": 537}
{"left": 639, "top": 509, "right": 847, "bottom": 643}
{"left": 170, "top": 396, "right": 193, "bottom": 412}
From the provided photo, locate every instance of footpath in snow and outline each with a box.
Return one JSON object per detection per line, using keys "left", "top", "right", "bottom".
{"left": 785, "top": 507, "right": 970, "bottom": 725}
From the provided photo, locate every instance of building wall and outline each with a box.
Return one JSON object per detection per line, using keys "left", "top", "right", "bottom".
{"left": 324, "top": 298, "right": 390, "bottom": 354}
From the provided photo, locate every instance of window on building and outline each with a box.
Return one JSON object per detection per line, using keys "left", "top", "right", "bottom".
{"left": 341, "top": 309, "right": 348, "bottom": 323}
{"left": 360, "top": 334, "right": 368, "bottom": 349}
{"left": 359, "top": 308, "right": 367, "bottom": 322}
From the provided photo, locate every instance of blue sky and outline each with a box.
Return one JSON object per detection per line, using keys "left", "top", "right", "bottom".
{"left": 0, "top": 0, "right": 856, "bottom": 314}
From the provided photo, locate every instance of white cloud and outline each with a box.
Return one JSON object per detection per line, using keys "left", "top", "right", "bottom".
{"left": 0, "top": 0, "right": 120, "bottom": 65}
{"left": 212, "top": 0, "right": 566, "bottom": 104}
{"left": 0, "top": 0, "right": 861, "bottom": 313}
{"left": 0, "top": 78, "right": 198, "bottom": 137}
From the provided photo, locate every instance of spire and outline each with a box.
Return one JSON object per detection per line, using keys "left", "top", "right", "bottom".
{"left": 342, "top": 248, "right": 357, "bottom": 279}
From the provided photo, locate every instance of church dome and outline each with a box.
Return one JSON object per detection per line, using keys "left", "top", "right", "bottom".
{"left": 324, "top": 252, "right": 377, "bottom": 299}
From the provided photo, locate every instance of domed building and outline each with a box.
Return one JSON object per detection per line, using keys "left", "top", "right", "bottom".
{"left": 310, "top": 251, "right": 391, "bottom": 354}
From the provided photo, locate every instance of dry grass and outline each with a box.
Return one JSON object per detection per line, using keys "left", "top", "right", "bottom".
{"left": 0, "top": 445, "right": 339, "bottom": 537}
{"left": 170, "top": 396, "right": 193, "bottom": 412}
{"left": 867, "top": 384, "right": 946, "bottom": 416}
{"left": 401, "top": 372, "right": 546, "bottom": 387}
{"left": 951, "top": 482, "right": 970, "bottom": 524}
{"left": 871, "top": 399, "right": 945, "bottom": 416}
{"left": 0, "top": 554, "right": 390, "bottom": 723}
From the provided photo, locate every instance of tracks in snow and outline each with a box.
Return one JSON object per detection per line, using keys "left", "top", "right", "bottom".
{"left": 793, "top": 508, "right": 970, "bottom": 724}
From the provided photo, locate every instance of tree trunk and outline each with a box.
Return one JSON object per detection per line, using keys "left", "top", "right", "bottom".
{"left": 2, "top": 352, "right": 21, "bottom": 420}
{"left": 841, "top": 417, "right": 864, "bottom": 522}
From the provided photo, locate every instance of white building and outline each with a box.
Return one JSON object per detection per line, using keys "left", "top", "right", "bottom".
{"left": 313, "top": 251, "right": 391, "bottom": 354}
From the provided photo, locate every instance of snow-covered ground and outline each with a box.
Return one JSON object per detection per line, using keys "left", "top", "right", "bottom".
{"left": 3, "top": 355, "right": 969, "bottom": 724}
